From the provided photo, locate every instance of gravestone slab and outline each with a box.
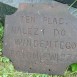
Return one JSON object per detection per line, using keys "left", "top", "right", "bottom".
{"left": 3, "top": 1, "right": 77, "bottom": 75}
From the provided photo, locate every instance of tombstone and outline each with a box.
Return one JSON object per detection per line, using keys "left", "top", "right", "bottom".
{"left": 3, "top": 1, "right": 77, "bottom": 75}
{"left": 0, "top": 0, "right": 77, "bottom": 18}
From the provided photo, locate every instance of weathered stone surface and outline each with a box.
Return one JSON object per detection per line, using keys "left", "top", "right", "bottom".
{"left": 0, "top": 0, "right": 77, "bottom": 8}
{"left": 3, "top": 1, "right": 77, "bottom": 75}
{"left": 0, "top": 0, "right": 53, "bottom": 8}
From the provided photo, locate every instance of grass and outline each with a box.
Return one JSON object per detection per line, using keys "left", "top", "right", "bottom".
{"left": 68, "top": 0, "right": 77, "bottom": 9}
{"left": 0, "top": 0, "right": 77, "bottom": 77}
{"left": 0, "top": 56, "right": 77, "bottom": 77}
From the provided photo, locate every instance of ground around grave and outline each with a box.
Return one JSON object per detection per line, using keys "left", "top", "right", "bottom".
{"left": 0, "top": 56, "right": 77, "bottom": 77}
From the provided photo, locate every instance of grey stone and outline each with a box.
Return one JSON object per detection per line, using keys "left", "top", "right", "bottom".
{"left": 3, "top": 1, "right": 77, "bottom": 75}
{"left": 0, "top": 0, "right": 53, "bottom": 8}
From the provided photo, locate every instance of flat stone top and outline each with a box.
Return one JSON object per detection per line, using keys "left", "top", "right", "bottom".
{"left": 0, "top": 0, "right": 53, "bottom": 8}
{"left": 3, "top": 1, "right": 77, "bottom": 75}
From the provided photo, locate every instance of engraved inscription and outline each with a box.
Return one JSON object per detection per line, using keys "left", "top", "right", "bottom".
{"left": 14, "top": 38, "right": 77, "bottom": 50}
{"left": 22, "top": 15, "right": 35, "bottom": 23}
{"left": 54, "top": 29, "right": 66, "bottom": 36}
{"left": 43, "top": 17, "right": 65, "bottom": 24}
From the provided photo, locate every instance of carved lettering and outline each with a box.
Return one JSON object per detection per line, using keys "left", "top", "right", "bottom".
{"left": 27, "top": 39, "right": 31, "bottom": 47}
{"left": 40, "top": 40, "right": 44, "bottom": 47}
{"left": 54, "top": 29, "right": 66, "bottom": 36}
{"left": 53, "top": 18, "right": 57, "bottom": 24}
{"left": 54, "top": 41, "right": 58, "bottom": 48}
{"left": 15, "top": 39, "right": 22, "bottom": 45}
{"left": 34, "top": 28, "right": 39, "bottom": 35}
{"left": 59, "top": 18, "right": 64, "bottom": 24}
{"left": 28, "top": 28, "right": 32, "bottom": 35}
{"left": 60, "top": 41, "right": 64, "bottom": 49}
{"left": 71, "top": 42, "right": 76, "bottom": 49}
{"left": 43, "top": 17, "right": 65, "bottom": 24}
{"left": 65, "top": 42, "right": 72, "bottom": 49}
{"left": 50, "top": 53, "right": 58, "bottom": 61}
{"left": 54, "top": 29, "right": 59, "bottom": 36}
{"left": 34, "top": 40, "right": 38, "bottom": 47}
{"left": 23, "top": 16, "right": 35, "bottom": 23}
{"left": 14, "top": 38, "right": 77, "bottom": 50}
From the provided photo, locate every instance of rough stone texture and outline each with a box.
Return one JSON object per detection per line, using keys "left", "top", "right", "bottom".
{"left": 0, "top": 0, "right": 77, "bottom": 8}
{"left": 0, "top": 0, "right": 53, "bottom": 8}
{"left": 3, "top": 1, "right": 77, "bottom": 75}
